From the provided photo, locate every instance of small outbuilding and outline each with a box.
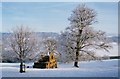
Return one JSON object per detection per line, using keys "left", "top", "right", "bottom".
{"left": 33, "top": 52, "right": 57, "bottom": 69}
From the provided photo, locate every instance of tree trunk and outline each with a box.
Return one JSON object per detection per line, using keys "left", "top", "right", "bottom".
{"left": 74, "top": 50, "right": 79, "bottom": 67}
{"left": 74, "top": 29, "right": 82, "bottom": 67}
{"left": 74, "top": 61, "right": 78, "bottom": 67}
{"left": 20, "top": 62, "right": 24, "bottom": 73}
{"left": 19, "top": 55, "right": 25, "bottom": 73}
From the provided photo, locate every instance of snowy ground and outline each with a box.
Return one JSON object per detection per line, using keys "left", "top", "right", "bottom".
{"left": 0, "top": 59, "right": 119, "bottom": 77}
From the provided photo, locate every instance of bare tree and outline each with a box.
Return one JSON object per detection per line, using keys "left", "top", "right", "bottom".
{"left": 60, "top": 31, "right": 76, "bottom": 63}
{"left": 43, "top": 38, "right": 58, "bottom": 55}
{"left": 62, "top": 4, "right": 112, "bottom": 67}
{"left": 9, "top": 26, "right": 38, "bottom": 73}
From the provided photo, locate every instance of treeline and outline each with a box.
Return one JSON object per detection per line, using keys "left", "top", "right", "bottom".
{"left": 109, "top": 56, "right": 120, "bottom": 59}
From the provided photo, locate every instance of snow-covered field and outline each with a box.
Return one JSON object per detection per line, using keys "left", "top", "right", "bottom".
{"left": 0, "top": 59, "right": 119, "bottom": 77}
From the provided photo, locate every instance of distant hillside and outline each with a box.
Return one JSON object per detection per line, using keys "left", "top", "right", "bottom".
{"left": 1, "top": 32, "right": 60, "bottom": 40}
{"left": 1, "top": 32, "right": 119, "bottom": 43}
{"left": 1, "top": 32, "right": 119, "bottom": 63}
{"left": 36, "top": 32, "right": 60, "bottom": 39}
{"left": 108, "top": 36, "right": 119, "bottom": 44}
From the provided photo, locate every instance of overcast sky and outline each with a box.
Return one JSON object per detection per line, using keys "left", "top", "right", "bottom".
{"left": 1, "top": 2, "right": 118, "bottom": 35}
